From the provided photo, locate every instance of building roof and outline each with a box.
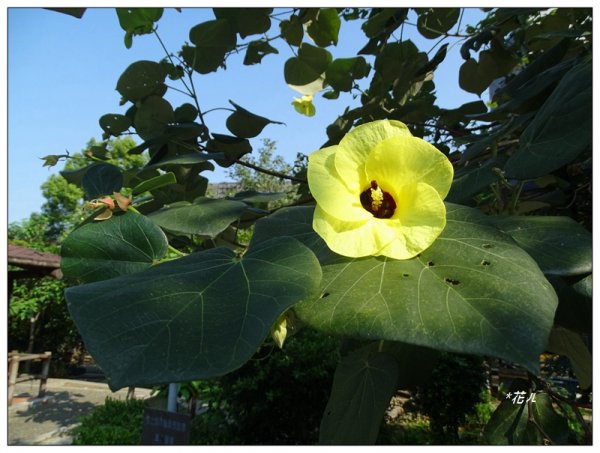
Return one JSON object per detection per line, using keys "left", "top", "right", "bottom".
{"left": 8, "top": 244, "right": 62, "bottom": 280}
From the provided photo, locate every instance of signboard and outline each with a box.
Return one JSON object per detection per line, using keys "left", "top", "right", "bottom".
{"left": 141, "top": 408, "right": 191, "bottom": 445}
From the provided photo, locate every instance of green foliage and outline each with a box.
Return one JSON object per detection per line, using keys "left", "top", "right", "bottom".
{"left": 49, "top": 7, "right": 592, "bottom": 445}
{"left": 190, "top": 328, "right": 341, "bottom": 445}
{"left": 412, "top": 353, "right": 488, "bottom": 443}
{"left": 71, "top": 398, "right": 146, "bottom": 445}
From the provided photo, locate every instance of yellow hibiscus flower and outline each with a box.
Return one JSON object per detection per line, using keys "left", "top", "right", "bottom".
{"left": 307, "top": 119, "right": 454, "bottom": 260}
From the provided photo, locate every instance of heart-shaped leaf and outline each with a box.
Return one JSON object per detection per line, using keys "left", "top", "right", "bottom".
{"left": 61, "top": 212, "right": 168, "bottom": 283}
{"left": 65, "top": 236, "right": 322, "bottom": 390}
{"left": 252, "top": 204, "right": 557, "bottom": 373}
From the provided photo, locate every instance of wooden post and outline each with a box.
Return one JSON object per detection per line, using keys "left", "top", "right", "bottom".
{"left": 8, "top": 351, "right": 20, "bottom": 406}
{"left": 127, "top": 386, "right": 136, "bottom": 400}
{"left": 39, "top": 352, "right": 52, "bottom": 398}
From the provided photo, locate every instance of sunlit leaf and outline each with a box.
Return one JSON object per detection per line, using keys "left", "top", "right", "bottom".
{"left": 253, "top": 205, "right": 558, "bottom": 373}
{"left": 65, "top": 236, "right": 322, "bottom": 390}
{"left": 148, "top": 197, "right": 248, "bottom": 237}
{"left": 61, "top": 212, "right": 168, "bottom": 283}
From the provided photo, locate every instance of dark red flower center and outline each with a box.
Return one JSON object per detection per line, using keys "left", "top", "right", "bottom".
{"left": 360, "top": 180, "right": 396, "bottom": 218}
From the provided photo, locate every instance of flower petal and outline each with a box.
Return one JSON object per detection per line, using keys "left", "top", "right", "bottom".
{"left": 308, "top": 146, "right": 371, "bottom": 222}
{"left": 378, "top": 182, "right": 447, "bottom": 259}
{"left": 313, "top": 205, "right": 401, "bottom": 258}
{"left": 365, "top": 135, "right": 454, "bottom": 199}
{"left": 334, "top": 120, "right": 412, "bottom": 194}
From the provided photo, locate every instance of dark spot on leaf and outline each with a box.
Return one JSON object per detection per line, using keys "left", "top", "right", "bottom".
{"left": 482, "top": 243, "right": 493, "bottom": 249}
{"left": 481, "top": 259, "right": 491, "bottom": 266}
{"left": 445, "top": 278, "right": 460, "bottom": 285}
{"left": 321, "top": 292, "right": 330, "bottom": 299}
{"left": 403, "top": 273, "right": 410, "bottom": 278}
{"left": 427, "top": 261, "right": 434, "bottom": 267}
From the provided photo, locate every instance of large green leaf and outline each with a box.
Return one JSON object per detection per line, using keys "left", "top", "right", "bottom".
{"left": 253, "top": 204, "right": 557, "bottom": 372}
{"left": 148, "top": 197, "right": 248, "bottom": 237}
{"left": 81, "top": 163, "right": 123, "bottom": 200}
{"left": 319, "top": 342, "right": 399, "bottom": 444}
{"left": 505, "top": 62, "right": 592, "bottom": 179}
{"left": 61, "top": 212, "right": 168, "bottom": 283}
{"left": 116, "top": 60, "right": 167, "bottom": 102}
{"left": 490, "top": 216, "right": 592, "bottom": 276}
{"left": 65, "top": 236, "right": 322, "bottom": 390}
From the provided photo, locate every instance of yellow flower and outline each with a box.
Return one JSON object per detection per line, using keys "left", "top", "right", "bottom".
{"left": 307, "top": 119, "right": 453, "bottom": 260}
{"left": 292, "top": 94, "right": 316, "bottom": 117}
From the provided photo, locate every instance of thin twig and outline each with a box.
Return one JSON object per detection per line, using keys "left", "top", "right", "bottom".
{"left": 235, "top": 159, "right": 308, "bottom": 184}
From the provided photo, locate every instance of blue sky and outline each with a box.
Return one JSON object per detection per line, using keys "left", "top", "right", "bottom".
{"left": 7, "top": 7, "right": 486, "bottom": 223}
